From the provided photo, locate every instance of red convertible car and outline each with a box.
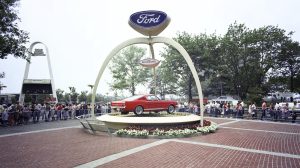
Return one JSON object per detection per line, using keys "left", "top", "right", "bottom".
{"left": 111, "top": 94, "right": 178, "bottom": 115}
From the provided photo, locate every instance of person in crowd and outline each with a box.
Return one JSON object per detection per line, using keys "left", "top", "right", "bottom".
{"left": 291, "top": 102, "right": 297, "bottom": 123}
{"left": 283, "top": 103, "right": 289, "bottom": 121}
{"left": 248, "top": 102, "right": 256, "bottom": 119}
{"left": 2, "top": 105, "right": 9, "bottom": 127}
{"left": 205, "top": 102, "right": 211, "bottom": 116}
{"left": 63, "top": 104, "right": 69, "bottom": 120}
{"left": 269, "top": 103, "right": 275, "bottom": 120}
{"left": 223, "top": 102, "right": 227, "bottom": 117}
{"left": 8, "top": 104, "right": 17, "bottom": 126}
{"left": 252, "top": 102, "right": 257, "bottom": 119}
{"left": 220, "top": 102, "right": 224, "bottom": 117}
{"left": 183, "top": 102, "right": 188, "bottom": 112}
{"left": 45, "top": 103, "right": 50, "bottom": 122}
{"left": 236, "top": 102, "right": 243, "bottom": 118}
{"left": 193, "top": 103, "right": 199, "bottom": 115}
{"left": 22, "top": 104, "right": 31, "bottom": 125}
{"left": 225, "top": 102, "right": 231, "bottom": 118}
{"left": 274, "top": 102, "right": 281, "bottom": 121}
{"left": 56, "top": 104, "right": 63, "bottom": 120}
{"left": 76, "top": 104, "right": 81, "bottom": 117}
{"left": 176, "top": 102, "right": 182, "bottom": 112}
{"left": 261, "top": 101, "right": 267, "bottom": 120}
{"left": 96, "top": 103, "right": 102, "bottom": 115}
{"left": 0, "top": 104, "right": 4, "bottom": 125}
{"left": 30, "top": 103, "right": 35, "bottom": 123}
{"left": 50, "top": 104, "right": 56, "bottom": 121}
{"left": 33, "top": 103, "right": 41, "bottom": 123}
{"left": 16, "top": 103, "right": 23, "bottom": 125}
{"left": 188, "top": 102, "right": 193, "bottom": 113}
{"left": 40, "top": 103, "right": 46, "bottom": 121}
{"left": 68, "top": 104, "right": 73, "bottom": 119}
{"left": 83, "top": 103, "right": 88, "bottom": 115}
{"left": 71, "top": 104, "right": 77, "bottom": 119}
{"left": 87, "top": 104, "right": 92, "bottom": 115}
{"left": 108, "top": 103, "right": 111, "bottom": 113}
{"left": 212, "top": 101, "right": 217, "bottom": 117}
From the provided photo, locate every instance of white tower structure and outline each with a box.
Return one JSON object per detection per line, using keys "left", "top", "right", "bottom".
{"left": 19, "top": 42, "right": 57, "bottom": 104}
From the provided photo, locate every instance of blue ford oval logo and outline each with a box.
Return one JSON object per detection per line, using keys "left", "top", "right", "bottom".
{"left": 129, "top": 10, "right": 171, "bottom": 36}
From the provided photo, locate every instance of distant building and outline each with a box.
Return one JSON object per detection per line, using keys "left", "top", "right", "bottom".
{"left": 0, "top": 93, "right": 20, "bottom": 104}
{"left": 263, "top": 92, "right": 300, "bottom": 102}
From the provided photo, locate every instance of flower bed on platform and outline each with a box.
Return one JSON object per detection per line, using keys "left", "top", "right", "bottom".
{"left": 114, "top": 120, "right": 218, "bottom": 138}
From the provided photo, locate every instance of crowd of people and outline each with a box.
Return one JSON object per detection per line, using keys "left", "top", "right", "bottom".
{"left": 0, "top": 102, "right": 110, "bottom": 127}
{"left": 0, "top": 100, "right": 298, "bottom": 127}
{"left": 205, "top": 101, "right": 244, "bottom": 118}
{"left": 249, "top": 101, "right": 298, "bottom": 122}
{"left": 205, "top": 100, "right": 299, "bottom": 123}
{"left": 176, "top": 102, "right": 200, "bottom": 114}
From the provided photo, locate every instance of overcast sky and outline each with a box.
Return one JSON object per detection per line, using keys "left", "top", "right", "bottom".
{"left": 1, "top": 0, "right": 300, "bottom": 96}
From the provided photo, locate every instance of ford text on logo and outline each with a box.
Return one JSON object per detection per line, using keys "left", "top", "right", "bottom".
{"left": 129, "top": 10, "right": 171, "bottom": 36}
{"left": 139, "top": 58, "right": 160, "bottom": 68}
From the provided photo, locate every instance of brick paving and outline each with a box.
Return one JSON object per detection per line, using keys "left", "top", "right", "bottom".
{"left": 184, "top": 128, "right": 300, "bottom": 155}
{"left": 223, "top": 120, "right": 300, "bottom": 133}
{"left": 0, "top": 128, "right": 156, "bottom": 168}
{"left": 0, "top": 118, "right": 299, "bottom": 168}
{"left": 98, "top": 141, "right": 300, "bottom": 168}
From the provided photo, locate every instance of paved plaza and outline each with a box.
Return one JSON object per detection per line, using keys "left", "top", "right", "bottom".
{"left": 0, "top": 118, "right": 299, "bottom": 168}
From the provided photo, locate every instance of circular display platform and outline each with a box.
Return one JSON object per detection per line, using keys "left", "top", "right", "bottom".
{"left": 96, "top": 112, "right": 202, "bottom": 132}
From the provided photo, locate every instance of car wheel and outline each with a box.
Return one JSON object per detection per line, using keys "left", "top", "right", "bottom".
{"left": 134, "top": 106, "right": 144, "bottom": 115}
{"left": 167, "top": 105, "right": 175, "bottom": 114}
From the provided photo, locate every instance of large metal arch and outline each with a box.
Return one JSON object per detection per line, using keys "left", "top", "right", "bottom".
{"left": 91, "top": 37, "right": 204, "bottom": 126}
{"left": 19, "top": 41, "right": 58, "bottom": 104}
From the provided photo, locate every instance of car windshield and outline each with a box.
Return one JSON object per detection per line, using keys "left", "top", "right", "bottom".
{"left": 123, "top": 95, "right": 144, "bottom": 101}
{"left": 146, "top": 95, "right": 160, "bottom": 101}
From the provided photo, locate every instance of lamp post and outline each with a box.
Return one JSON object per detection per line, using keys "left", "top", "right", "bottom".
{"left": 0, "top": 82, "right": 7, "bottom": 94}
{"left": 237, "top": 85, "right": 241, "bottom": 99}
{"left": 220, "top": 82, "right": 223, "bottom": 96}
{"left": 88, "top": 84, "right": 94, "bottom": 103}
{"left": 216, "top": 74, "right": 223, "bottom": 96}
{"left": 88, "top": 85, "right": 94, "bottom": 93}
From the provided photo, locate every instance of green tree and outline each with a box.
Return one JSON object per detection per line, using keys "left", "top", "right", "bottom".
{"left": 160, "top": 32, "right": 196, "bottom": 100}
{"left": 68, "top": 86, "right": 79, "bottom": 103}
{"left": 160, "top": 22, "right": 295, "bottom": 102}
{"left": 78, "top": 91, "right": 88, "bottom": 103}
{"left": 219, "top": 22, "right": 253, "bottom": 99}
{"left": 149, "top": 66, "right": 179, "bottom": 99}
{"left": 86, "top": 93, "right": 102, "bottom": 103}
{"left": 160, "top": 32, "right": 221, "bottom": 101}
{"left": 109, "top": 45, "right": 151, "bottom": 95}
{"left": 56, "top": 89, "right": 64, "bottom": 102}
{"left": 219, "top": 22, "right": 290, "bottom": 100}
{"left": 273, "top": 40, "right": 300, "bottom": 92}
{"left": 0, "top": 0, "right": 29, "bottom": 59}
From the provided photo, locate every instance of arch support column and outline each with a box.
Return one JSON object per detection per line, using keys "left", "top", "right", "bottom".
{"left": 91, "top": 37, "right": 204, "bottom": 126}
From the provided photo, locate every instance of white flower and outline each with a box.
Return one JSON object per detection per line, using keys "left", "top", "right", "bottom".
{"left": 115, "top": 122, "right": 218, "bottom": 137}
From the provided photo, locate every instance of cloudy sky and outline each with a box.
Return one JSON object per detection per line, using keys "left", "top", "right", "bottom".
{"left": 1, "top": 0, "right": 300, "bottom": 96}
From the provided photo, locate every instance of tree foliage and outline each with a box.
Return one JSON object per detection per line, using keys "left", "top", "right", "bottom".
{"left": 109, "top": 45, "right": 151, "bottom": 95}
{"left": 0, "top": 0, "right": 29, "bottom": 59}
{"left": 160, "top": 32, "right": 221, "bottom": 101}
{"left": 159, "top": 22, "right": 299, "bottom": 102}
{"left": 149, "top": 65, "right": 179, "bottom": 99}
{"left": 273, "top": 40, "right": 300, "bottom": 92}
{"left": 77, "top": 90, "right": 88, "bottom": 103}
